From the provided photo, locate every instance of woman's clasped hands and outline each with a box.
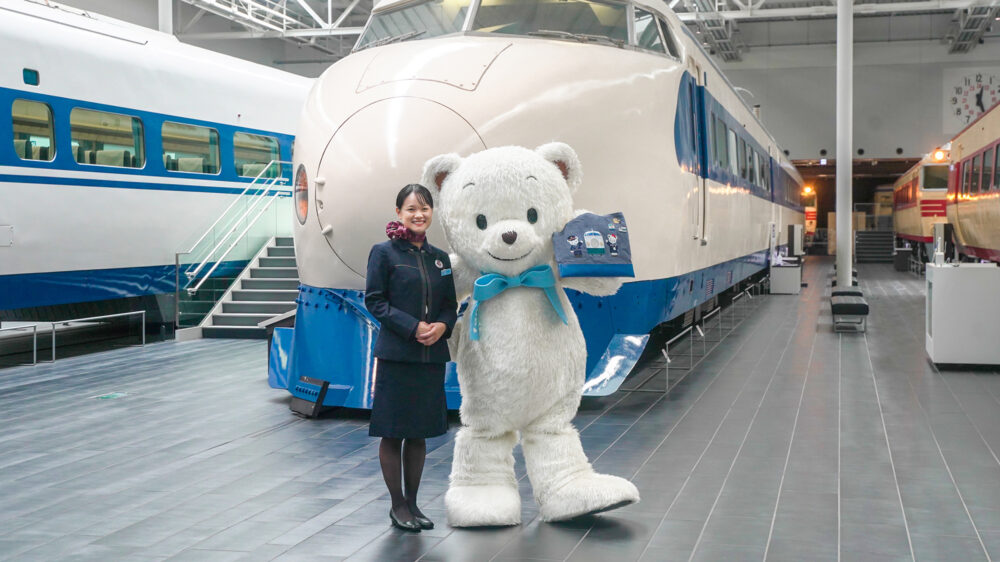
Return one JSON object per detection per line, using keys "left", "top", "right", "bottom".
{"left": 415, "top": 321, "right": 446, "bottom": 346}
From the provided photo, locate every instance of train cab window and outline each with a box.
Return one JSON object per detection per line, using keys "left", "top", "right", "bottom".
{"left": 727, "top": 128, "right": 738, "bottom": 176}
{"left": 70, "top": 108, "right": 144, "bottom": 168}
{"left": 922, "top": 164, "right": 949, "bottom": 190}
{"left": 472, "top": 0, "right": 628, "bottom": 45}
{"left": 235, "top": 132, "right": 280, "bottom": 178}
{"left": 982, "top": 147, "right": 995, "bottom": 192}
{"left": 162, "top": 122, "right": 219, "bottom": 174}
{"left": 659, "top": 18, "right": 679, "bottom": 58}
{"left": 962, "top": 161, "right": 971, "bottom": 195}
{"left": 971, "top": 154, "right": 982, "bottom": 194}
{"left": 11, "top": 99, "right": 55, "bottom": 162}
{"left": 634, "top": 9, "right": 665, "bottom": 53}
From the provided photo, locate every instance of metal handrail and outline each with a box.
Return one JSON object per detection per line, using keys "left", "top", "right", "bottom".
{"left": 0, "top": 324, "right": 38, "bottom": 365}
{"left": 183, "top": 163, "right": 291, "bottom": 281}
{"left": 49, "top": 311, "right": 146, "bottom": 362}
{"left": 188, "top": 196, "right": 282, "bottom": 295}
{"left": 179, "top": 160, "right": 290, "bottom": 259}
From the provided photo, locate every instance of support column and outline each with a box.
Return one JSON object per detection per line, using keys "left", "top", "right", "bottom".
{"left": 836, "top": 0, "right": 853, "bottom": 289}
{"left": 159, "top": 0, "right": 173, "bottom": 35}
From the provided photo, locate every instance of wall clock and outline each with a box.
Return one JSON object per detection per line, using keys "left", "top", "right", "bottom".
{"left": 943, "top": 68, "right": 1000, "bottom": 133}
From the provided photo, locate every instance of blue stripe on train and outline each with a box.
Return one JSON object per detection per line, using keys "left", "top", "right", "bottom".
{"left": 0, "top": 261, "right": 248, "bottom": 311}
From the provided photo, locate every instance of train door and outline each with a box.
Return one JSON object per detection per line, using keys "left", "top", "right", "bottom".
{"left": 689, "top": 57, "right": 708, "bottom": 245}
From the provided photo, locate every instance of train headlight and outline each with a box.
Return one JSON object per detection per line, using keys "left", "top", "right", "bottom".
{"left": 294, "top": 164, "right": 308, "bottom": 225}
{"left": 934, "top": 150, "right": 946, "bottom": 161}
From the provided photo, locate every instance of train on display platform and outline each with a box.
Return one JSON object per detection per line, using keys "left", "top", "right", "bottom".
{"left": 947, "top": 100, "right": 1000, "bottom": 262}
{"left": 0, "top": 0, "right": 311, "bottom": 323}
{"left": 891, "top": 145, "right": 950, "bottom": 261}
{"left": 271, "top": 0, "right": 805, "bottom": 410}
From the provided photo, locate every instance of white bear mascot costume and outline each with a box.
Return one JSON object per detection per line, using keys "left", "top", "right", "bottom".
{"left": 422, "top": 143, "right": 640, "bottom": 527}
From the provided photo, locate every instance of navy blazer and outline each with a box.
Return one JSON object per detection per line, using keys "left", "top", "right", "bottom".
{"left": 365, "top": 239, "right": 458, "bottom": 363}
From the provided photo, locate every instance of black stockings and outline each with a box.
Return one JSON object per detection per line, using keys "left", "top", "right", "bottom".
{"left": 379, "top": 437, "right": 427, "bottom": 520}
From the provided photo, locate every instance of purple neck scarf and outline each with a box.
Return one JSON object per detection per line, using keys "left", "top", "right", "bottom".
{"left": 386, "top": 220, "right": 426, "bottom": 244}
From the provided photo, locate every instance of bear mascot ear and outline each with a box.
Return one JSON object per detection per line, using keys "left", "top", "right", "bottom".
{"left": 535, "top": 142, "right": 582, "bottom": 192}
{"left": 422, "top": 153, "right": 464, "bottom": 192}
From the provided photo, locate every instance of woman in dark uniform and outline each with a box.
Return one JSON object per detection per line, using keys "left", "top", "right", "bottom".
{"left": 365, "top": 184, "right": 457, "bottom": 532}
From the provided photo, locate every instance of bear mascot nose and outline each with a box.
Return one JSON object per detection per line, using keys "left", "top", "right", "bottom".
{"left": 502, "top": 231, "right": 518, "bottom": 245}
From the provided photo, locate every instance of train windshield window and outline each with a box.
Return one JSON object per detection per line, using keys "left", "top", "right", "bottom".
{"left": 634, "top": 9, "right": 665, "bottom": 53}
{"left": 982, "top": 148, "right": 995, "bottom": 192}
{"left": 971, "top": 154, "right": 982, "bottom": 194}
{"left": 12, "top": 99, "right": 55, "bottom": 162}
{"left": 162, "top": 122, "right": 219, "bottom": 174}
{"left": 356, "top": 0, "right": 470, "bottom": 50}
{"left": 70, "top": 108, "right": 144, "bottom": 168}
{"left": 235, "top": 132, "right": 280, "bottom": 178}
{"left": 922, "top": 165, "right": 949, "bottom": 190}
{"left": 473, "top": 0, "right": 628, "bottom": 45}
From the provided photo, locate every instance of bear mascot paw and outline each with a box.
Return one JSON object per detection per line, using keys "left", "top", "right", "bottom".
{"left": 422, "top": 142, "right": 639, "bottom": 527}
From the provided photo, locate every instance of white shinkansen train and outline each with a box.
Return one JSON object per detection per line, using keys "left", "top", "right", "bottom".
{"left": 0, "top": 0, "right": 311, "bottom": 321}
{"left": 274, "top": 0, "right": 804, "bottom": 409}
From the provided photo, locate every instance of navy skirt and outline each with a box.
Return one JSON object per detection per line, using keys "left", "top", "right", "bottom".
{"left": 369, "top": 359, "right": 448, "bottom": 439}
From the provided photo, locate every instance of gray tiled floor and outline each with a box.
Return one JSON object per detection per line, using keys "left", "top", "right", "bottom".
{"left": 2, "top": 257, "right": 999, "bottom": 561}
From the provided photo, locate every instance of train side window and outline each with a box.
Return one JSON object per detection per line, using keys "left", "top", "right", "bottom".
{"left": 235, "top": 132, "right": 280, "bottom": 178}
{"left": 162, "top": 122, "right": 220, "bottom": 174}
{"left": 971, "top": 154, "right": 982, "bottom": 194}
{"left": 726, "top": 128, "right": 738, "bottom": 176}
{"left": 962, "top": 160, "right": 971, "bottom": 195}
{"left": 713, "top": 114, "right": 728, "bottom": 170}
{"left": 982, "top": 147, "right": 995, "bottom": 192}
{"left": 737, "top": 137, "right": 747, "bottom": 179}
{"left": 12, "top": 99, "right": 55, "bottom": 162}
{"left": 70, "top": 108, "right": 144, "bottom": 168}
{"left": 634, "top": 9, "right": 665, "bottom": 53}
{"left": 994, "top": 146, "right": 1000, "bottom": 191}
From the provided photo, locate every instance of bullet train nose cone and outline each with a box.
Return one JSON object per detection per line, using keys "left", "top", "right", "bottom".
{"left": 313, "top": 98, "right": 485, "bottom": 277}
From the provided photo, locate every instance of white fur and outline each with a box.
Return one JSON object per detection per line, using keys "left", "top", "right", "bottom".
{"left": 422, "top": 143, "right": 640, "bottom": 527}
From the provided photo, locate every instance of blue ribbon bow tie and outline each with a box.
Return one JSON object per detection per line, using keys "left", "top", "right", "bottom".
{"left": 468, "top": 264, "right": 569, "bottom": 341}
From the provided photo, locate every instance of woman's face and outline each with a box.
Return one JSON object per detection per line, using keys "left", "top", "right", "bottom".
{"left": 397, "top": 193, "right": 432, "bottom": 235}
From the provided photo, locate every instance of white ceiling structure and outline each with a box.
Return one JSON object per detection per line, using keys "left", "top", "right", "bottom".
{"left": 170, "top": 0, "right": 1000, "bottom": 63}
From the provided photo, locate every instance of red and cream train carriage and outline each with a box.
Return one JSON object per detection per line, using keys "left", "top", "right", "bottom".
{"left": 892, "top": 147, "right": 950, "bottom": 261}
{"left": 948, "top": 103, "right": 1000, "bottom": 262}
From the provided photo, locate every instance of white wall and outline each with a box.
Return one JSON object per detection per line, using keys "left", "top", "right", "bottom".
{"left": 721, "top": 39, "right": 1000, "bottom": 159}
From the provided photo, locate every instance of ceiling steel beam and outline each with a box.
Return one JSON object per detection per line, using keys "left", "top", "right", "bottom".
{"left": 676, "top": 0, "right": 976, "bottom": 21}
{"left": 293, "top": 0, "right": 327, "bottom": 26}
{"left": 180, "top": 27, "right": 363, "bottom": 39}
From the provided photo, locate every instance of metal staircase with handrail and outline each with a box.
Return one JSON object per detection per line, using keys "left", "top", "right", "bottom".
{"left": 174, "top": 160, "right": 299, "bottom": 339}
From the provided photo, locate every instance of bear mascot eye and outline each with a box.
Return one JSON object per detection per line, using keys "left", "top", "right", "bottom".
{"left": 476, "top": 214, "right": 488, "bottom": 230}
{"left": 527, "top": 208, "right": 538, "bottom": 224}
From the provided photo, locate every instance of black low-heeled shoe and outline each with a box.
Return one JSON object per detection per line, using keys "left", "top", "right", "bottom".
{"left": 413, "top": 514, "right": 434, "bottom": 530}
{"left": 389, "top": 509, "right": 421, "bottom": 532}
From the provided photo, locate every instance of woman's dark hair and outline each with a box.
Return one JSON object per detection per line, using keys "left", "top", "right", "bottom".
{"left": 395, "top": 184, "right": 433, "bottom": 210}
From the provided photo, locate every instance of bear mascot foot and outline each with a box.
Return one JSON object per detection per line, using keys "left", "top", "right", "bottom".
{"left": 538, "top": 473, "right": 640, "bottom": 522}
{"left": 446, "top": 484, "right": 522, "bottom": 527}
